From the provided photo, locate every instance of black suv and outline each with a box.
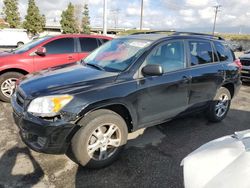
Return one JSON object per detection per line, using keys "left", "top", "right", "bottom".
{"left": 11, "top": 32, "right": 241, "bottom": 168}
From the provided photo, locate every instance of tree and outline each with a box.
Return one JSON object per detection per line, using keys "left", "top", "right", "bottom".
{"left": 3, "top": 0, "right": 20, "bottom": 28}
{"left": 81, "top": 4, "right": 91, "bottom": 34}
{"left": 60, "top": 3, "right": 79, "bottom": 34}
{"left": 23, "top": 0, "right": 46, "bottom": 35}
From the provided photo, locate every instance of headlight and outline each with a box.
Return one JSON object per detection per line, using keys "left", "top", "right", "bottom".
{"left": 28, "top": 95, "right": 73, "bottom": 117}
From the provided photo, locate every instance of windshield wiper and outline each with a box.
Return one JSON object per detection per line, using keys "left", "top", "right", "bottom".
{"left": 85, "top": 62, "right": 105, "bottom": 71}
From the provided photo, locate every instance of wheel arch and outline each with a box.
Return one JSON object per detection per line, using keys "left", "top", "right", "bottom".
{"left": 221, "top": 82, "right": 235, "bottom": 98}
{"left": 0, "top": 68, "right": 29, "bottom": 76}
{"left": 77, "top": 102, "right": 136, "bottom": 133}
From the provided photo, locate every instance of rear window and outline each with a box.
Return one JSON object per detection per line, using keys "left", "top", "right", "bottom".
{"left": 214, "top": 41, "right": 234, "bottom": 62}
{"left": 188, "top": 40, "right": 215, "bottom": 66}
{"left": 79, "top": 38, "right": 99, "bottom": 52}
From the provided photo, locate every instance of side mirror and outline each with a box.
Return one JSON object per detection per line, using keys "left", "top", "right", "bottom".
{"left": 142, "top": 64, "right": 163, "bottom": 76}
{"left": 35, "top": 47, "right": 46, "bottom": 56}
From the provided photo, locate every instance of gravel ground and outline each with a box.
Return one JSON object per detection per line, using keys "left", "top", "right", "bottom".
{"left": 0, "top": 83, "right": 249, "bottom": 188}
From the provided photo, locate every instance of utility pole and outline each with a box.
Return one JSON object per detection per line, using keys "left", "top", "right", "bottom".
{"left": 110, "top": 8, "right": 120, "bottom": 29}
{"left": 103, "top": 0, "right": 107, "bottom": 35}
{"left": 212, "top": 5, "right": 221, "bottom": 35}
{"left": 140, "top": 0, "right": 143, "bottom": 30}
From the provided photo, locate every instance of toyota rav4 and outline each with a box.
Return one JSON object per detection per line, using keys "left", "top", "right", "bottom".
{"left": 11, "top": 32, "right": 242, "bottom": 168}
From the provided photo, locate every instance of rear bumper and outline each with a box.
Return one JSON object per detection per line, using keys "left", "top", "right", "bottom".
{"left": 11, "top": 95, "right": 77, "bottom": 154}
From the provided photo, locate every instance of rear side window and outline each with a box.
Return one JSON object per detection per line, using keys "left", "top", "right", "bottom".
{"left": 188, "top": 41, "right": 215, "bottom": 66}
{"left": 43, "top": 38, "right": 74, "bottom": 54}
{"left": 79, "top": 38, "right": 98, "bottom": 52}
{"left": 214, "top": 41, "right": 234, "bottom": 62}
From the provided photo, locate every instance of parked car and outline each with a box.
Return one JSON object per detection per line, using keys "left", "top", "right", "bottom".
{"left": 239, "top": 53, "right": 250, "bottom": 81}
{"left": 182, "top": 129, "right": 250, "bottom": 188}
{"left": 11, "top": 32, "right": 241, "bottom": 168}
{"left": 226, "top": 40, "right": 243, "bottom": 52}
{"left": 0, "top": 28, "right": 30, "bottom": 47}
{"left": 0, "top": 34, "right": 112, "bottom": 102}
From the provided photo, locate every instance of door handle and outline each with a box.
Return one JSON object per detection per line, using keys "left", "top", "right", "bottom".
{"left": 67, "top": 56, "right": 74, "bottom": 60}
{"left": 182, "top": 76, "right": 192, "bottom": 83}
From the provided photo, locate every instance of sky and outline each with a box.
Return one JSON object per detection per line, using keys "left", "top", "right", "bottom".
{"left": 0, "top": 0, "right": 250, "bottom": 33}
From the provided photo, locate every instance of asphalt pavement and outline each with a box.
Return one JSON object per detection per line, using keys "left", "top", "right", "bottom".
{"left": 0, "top": 83, "right": 250, "bottom": 188}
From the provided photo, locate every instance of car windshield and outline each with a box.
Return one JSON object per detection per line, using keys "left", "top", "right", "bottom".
{"left": 83, "top": 38, "right": 152, "bottom": 72}
{"left": 13, "top": 36, "right": 52, "bottom": 54}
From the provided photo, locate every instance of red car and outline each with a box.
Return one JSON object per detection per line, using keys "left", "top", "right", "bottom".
{"left": 0, "top": 34, "right": 112, "bottom": 102}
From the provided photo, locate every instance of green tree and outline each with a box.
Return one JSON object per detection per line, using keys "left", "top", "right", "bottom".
{"left": 60, "top": 3, "right": 79, "bottom": 34}
{"left": 23, "top": 0, "right": 46, "bottom": 34}
{"left": 3, "top": 0, "right": 20, "bottom": 28}
{"left": 81, "top": 4, "right": 91, "bottom": 34}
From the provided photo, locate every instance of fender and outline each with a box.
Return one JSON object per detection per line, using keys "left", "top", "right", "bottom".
{"left": 76, "top": 99, "right": 138, "bottom": 130}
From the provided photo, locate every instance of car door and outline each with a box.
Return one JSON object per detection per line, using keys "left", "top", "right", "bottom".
{"left": 0, "top": 30, "right": 7, "bottom": 46}
{"left": 33, "top": 37, "right": 78, "bottom": 71}
{"left": 77, "top": 37, "right": 100, "bottom": 60}
{"left": 187, "top": 40, "right": 224, "bottom": 107}
{"left": 136, "top": 40, "right": 190, "bottom": 127}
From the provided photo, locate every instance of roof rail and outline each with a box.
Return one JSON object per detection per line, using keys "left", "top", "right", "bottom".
{"left": 130, "top": 30, "right": 175, "bottom": 35}
{"left": 172, "top": 32, "right": 224, "bottom": 40}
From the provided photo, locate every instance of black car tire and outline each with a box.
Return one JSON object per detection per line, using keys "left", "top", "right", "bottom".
{"left": 71, "top": 109, "right": 128, "bottom": 168}
{"left": 0, "top": 72, "right": 23, "bottom": 102}
{"left": 17, "top": 42, "right": 24, "bottom": 47}
{"left": 206, "top": 87, "right": 231, "bottom": 122}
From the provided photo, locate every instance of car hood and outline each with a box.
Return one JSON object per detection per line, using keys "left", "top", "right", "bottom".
{"left": 182, "top": 130, "right": 250, "bottom": 188}
{"left": 0, "top": 51, "right": 15, "bottom": 57}
{"left": 18, "top": 62, "right": 119, "bottom": 98}
{"left": 240, "top": 54, "right": 250, "bottom": 59}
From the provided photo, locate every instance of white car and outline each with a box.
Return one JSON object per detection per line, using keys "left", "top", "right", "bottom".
{"left": 0, "top": 28, "right": 31, "bottom": 47}
{"left": 182, "top": 130, "right": 250, "bottom": 188}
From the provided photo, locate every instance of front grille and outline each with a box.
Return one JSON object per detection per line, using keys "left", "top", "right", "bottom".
{"left": 16, "top": 90, "right": 25, "bottom": 107}
{"left": 240, "top": 59, "right": 250, "bottom": 66}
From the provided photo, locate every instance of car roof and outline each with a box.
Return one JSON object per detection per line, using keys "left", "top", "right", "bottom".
{"left": 119, "top": 33, "right": 223, "bottom": 42}
{"left": 44, "top": 34, "right": 113, "bottom": 40}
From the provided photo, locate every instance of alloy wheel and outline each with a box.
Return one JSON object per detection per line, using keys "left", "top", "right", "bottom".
{"left": 1, "top": 78, "right": 17, "bottom": 98}
{"left": 215, "top": 93, "right": 229, "bottom": 117}
{"left": 87, "top": 123, "right": 121, "bottom": 161}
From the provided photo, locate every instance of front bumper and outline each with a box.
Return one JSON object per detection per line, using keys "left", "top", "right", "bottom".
{"left": 241, "top": 66, "right": 250, "bottom": 80}
{"left": 11, "top": 95, "right": 78, "bottom": 154}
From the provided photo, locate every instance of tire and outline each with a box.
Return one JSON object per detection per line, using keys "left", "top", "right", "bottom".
{"left": 71, "top": 109, "right": 128, "bottom": 169}
{"left": 0, "top": 72, "right": 24, "bottom": 102}
{"left": 17, "top": 42, "right": 24, "bottom": 48}
{"left": 206, "top": 87, "right": 231, "bottom": 122}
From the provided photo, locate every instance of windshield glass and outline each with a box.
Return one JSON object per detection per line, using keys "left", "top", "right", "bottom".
{"left": 84, "top": 38, "right": 152, "bottom": 72}
{"left": 13, "top": 36, "right": 51, "bottom": 54}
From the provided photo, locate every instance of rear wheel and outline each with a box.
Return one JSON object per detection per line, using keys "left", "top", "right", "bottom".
{"left": 71, "top": 109, "right": 128, "bottom": 168}
{"left": 17, "top": 42, "right": 24, "bottom": 48}
{"left": 206, "top": 87, "right": 231, "bottom": 122}
{"left": 0, "top": 72, "right": 23, "bottom": 102}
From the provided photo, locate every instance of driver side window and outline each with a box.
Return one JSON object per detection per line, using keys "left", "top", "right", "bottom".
{"left": 144, "top": 41, "right": 185, "bottom": 73}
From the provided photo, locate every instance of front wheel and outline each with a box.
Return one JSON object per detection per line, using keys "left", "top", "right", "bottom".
{"left": 206, "top": 87, "right": 231, "bottom": 122}
{"left": 71, "top": 109, "right": 128, "bottom": 168}
{"left": 17, "top": 42, "right": 24, "bottom": 47}
{"left": 0, "top": 72, "right": 24, "bottom": 102}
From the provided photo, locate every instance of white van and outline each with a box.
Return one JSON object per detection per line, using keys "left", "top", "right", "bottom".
{"left": 0, "top": 28, "right": 31, "bottom": 47}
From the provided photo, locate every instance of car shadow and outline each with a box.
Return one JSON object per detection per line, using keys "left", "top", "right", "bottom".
{"left": 74, "top": 108, "right": 250, "bottom": 188}
{"left": 0, "top": 146, "right": 44, "bottom": 187}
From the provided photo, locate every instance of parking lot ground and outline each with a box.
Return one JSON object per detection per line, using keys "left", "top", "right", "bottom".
{"left": 0, "top": 83, "right": 250, "bottom": 188}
